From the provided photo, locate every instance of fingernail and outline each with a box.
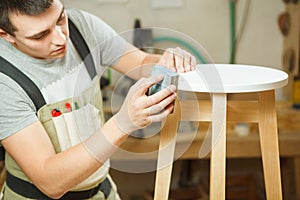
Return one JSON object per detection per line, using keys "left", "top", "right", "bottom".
{"left": 157, "top": 74, "right": 164, "bottom": 80}
{"left": 186, "top": 65, "right": 191, "bottom": 71}
{"left": 168, "top": 85, "right": 177, "bottom": 92}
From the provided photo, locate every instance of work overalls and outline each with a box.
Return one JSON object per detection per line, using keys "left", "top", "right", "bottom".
{"left": 0, "top": 17, "right": 123, "bottom": 199}
{"left": 2, "top": 77, "right": 120, "bottom": 200}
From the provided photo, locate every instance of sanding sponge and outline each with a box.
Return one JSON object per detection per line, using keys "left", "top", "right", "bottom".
{"left": 148, "top": 65, "right": 179, "bottom": 95}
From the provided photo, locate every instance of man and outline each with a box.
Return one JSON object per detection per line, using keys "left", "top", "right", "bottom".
{"left": 0, "top": 0, "right": 196, "bottom": 199}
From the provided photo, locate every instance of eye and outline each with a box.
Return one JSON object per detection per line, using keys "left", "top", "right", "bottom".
{"left": 33, "top": 34, "right": 46, "bottom": 40}
{"left": 31, "top": 32, "right": 49, "bottom": 40}
{"left": 57, "top": 12, "right": 66, "bottom": 25}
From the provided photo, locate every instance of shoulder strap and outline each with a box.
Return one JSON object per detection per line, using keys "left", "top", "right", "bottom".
{"left": 0, "top": 56, "right": 44, "bottom": 161}
{"left": 0, "top": 57, "right": 46, "bottom": 111}
{"left": 68, "top": 19, "right": 97, "bottom": 79}
{"left": 0, "top": 19, "right": 96, "bottom": 111}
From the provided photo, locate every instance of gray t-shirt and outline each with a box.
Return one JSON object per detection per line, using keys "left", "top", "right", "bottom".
{"left": 0, "top": 9, "right": 125, "bottom": 140}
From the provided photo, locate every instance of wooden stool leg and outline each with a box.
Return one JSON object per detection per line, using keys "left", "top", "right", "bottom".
{"left": 210, "top": 94, "right": 227, "bottom": 200}
{"left": 154, "top": 102, "right": 181, "bottom": 200}
{"left": 258, "top": 90, "right": 283, "bottom": 200}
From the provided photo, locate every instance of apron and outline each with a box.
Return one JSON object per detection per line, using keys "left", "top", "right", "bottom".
{"left": 2, "top": 77, "right": 120, "bottom": 200}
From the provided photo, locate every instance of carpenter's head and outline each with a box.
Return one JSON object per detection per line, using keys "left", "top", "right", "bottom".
{"left": 0, "top": 0, "right": 69, "bottom": 59}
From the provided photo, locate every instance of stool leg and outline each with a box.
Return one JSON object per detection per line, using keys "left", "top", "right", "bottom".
{"left": 154, "top": 102, "right": 181, "bottom": 200}
{"left": 210, "top": 93, "right": 227, "bottom": 200}
{"left": 258, "top": 90, "right": 283, "bottom": 200}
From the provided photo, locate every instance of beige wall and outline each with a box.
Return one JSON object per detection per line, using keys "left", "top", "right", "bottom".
{"left": 63, "top": 0, "right": 285, "bottom": 68}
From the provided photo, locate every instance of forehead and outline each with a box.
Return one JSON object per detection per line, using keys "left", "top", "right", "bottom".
{"left": 10, "top": 0, "right": 63, "bottom": 37}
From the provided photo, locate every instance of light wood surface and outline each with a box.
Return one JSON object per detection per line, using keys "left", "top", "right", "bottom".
{"left": 258, "top": 90, "right": 282, "bottom": 200}
{"left": 111, "top": 101, "right": 300, "bottom": 199}
{"left": 209, "top": 94, "right": 227, "bottom": 200}
{"left": 111, "top": 102, "right": 300, "bottom": 160}
{"left": 151, "top": 65, "right": 287, "bottom": 200}
{"left": 153, "top": 92, "right": 283, "bottom": 200}
{"left": 154, "top": 100, "right": 181, "bottom": 200}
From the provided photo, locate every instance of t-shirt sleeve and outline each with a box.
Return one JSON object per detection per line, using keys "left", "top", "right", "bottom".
{"left": 67, "top": 9, "right": 126, "bottom": 68}
{"left": 0, "top": 76, "right": 38, "bottom": 140}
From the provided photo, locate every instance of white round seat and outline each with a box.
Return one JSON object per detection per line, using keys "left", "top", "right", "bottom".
{"left": 179, "top": 64, "right": 288, "bottom": 93}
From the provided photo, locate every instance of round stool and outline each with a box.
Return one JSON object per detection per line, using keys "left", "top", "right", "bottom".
{"left": 154, "top": 64, "right": 288, "bottom": 200}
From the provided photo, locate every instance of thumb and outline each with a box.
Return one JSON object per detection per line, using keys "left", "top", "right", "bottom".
{"left": 134, "top": 74, "right": 164, "bottom": 96}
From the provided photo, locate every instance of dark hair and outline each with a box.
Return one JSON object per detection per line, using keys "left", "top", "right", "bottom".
{"left": 0, "top": 0, "right": 54, "bottom": 36}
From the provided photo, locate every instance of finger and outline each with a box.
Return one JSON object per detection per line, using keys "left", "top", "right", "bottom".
{"left": 147, "top": 92, "right": 176, "bottom": 115}
{"left": 174, "top": 47, "right": 185, "bottom": 73}
{"left": 190, "top": 54, "right": 197, "bottom": 70}
{"left": 158, "top": 49, "right": 176, "bottom": 72}
{"left": 147, "top": 104, "right": 165, "bottom": 116}
{"left": 149, "top": 103, "right": 174, "bottom": 123}
{"left": 133, "top": 74, "right": 164, "bottom": 96}
{"left": 181, "top": 49, "right": 198, "bottom": 72}
{"left": 185, "top": 65, "right": 191, "bottom": 72}
{"left": 146, "top": 85, "right": 177, "bottom": 107}
{"left": 183, "top": 50, "right": 190, "bottom": 70}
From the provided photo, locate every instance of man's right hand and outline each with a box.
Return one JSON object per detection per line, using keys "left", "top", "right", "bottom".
{"left": 113, "top": 74, "right": 177, "bottom": 134}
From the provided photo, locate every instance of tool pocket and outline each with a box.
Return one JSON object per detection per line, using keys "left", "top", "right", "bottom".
{"left": 72, "top": 104, "right": 102, "bottom": 142}
{"left": 51, "top": 103, "right": 102, "bottom": 151}
{"left": 52, "top": 115, "right": 71, "bottom": 151}
{"left": 63, "top": 111, "right": 81, "bottom": 146}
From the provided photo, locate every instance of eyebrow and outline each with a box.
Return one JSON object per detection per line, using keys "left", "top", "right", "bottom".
{"left": 26, "top": 6, "right": 65, "bottom": 39}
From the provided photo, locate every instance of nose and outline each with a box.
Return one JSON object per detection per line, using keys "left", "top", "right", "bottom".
{"left": 51, "top": 26, "right": 67, "bottom": 45}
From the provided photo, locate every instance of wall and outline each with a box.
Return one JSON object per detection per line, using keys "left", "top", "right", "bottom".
{"left": 62, "top": 0, "right": 285, "bottom": 68}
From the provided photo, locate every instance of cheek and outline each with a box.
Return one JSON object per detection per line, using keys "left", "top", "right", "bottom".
{"left": 62, "top": 24, "right": 69, "bottom": 40}
{"left": 15, "top": 40, "right": 52, "bottom": 58}
{"left": 23, "top": 40, "right": 51, "bottom": 52}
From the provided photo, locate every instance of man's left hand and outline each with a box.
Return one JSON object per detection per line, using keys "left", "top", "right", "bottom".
{"left": 157, "top": 47, "right": 197, "bottom": 73}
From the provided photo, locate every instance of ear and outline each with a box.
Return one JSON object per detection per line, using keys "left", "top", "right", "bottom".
{"left": 0, "top": 29, "right": 16, "bottom": 44}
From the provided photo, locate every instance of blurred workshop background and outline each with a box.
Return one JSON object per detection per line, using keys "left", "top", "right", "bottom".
{"left": 60, "top": 1, "right": 300, "bottom": 200}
